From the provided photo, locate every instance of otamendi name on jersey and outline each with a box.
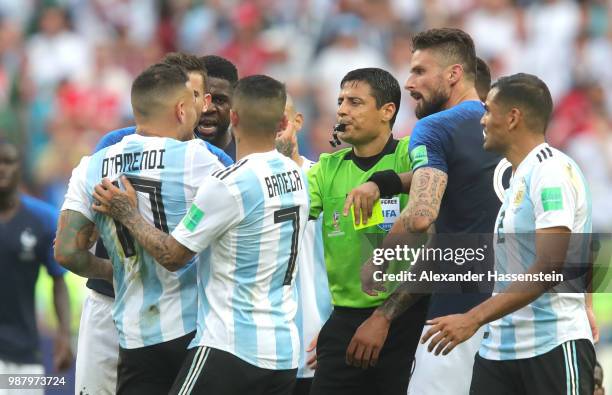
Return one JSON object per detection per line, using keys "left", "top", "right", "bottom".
{"left": 101, "top": 149, "right": 166, "bottom": 178}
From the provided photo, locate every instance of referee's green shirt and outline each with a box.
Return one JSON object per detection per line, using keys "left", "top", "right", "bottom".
{"left": 308, "top": 136, "right": 411, "bottom": 308}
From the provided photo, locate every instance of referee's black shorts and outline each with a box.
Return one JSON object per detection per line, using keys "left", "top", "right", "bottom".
{"left": 169, "top": 346, "right": 297, "bottom": 395}
{"left": 311, "top": 296, "right": 429, "bottom": 395}
{"left": 470, "top": 339, "right": 595, "bottom": 395}
{"left": 116, "top": 331, "right": 195, "bottom": 395}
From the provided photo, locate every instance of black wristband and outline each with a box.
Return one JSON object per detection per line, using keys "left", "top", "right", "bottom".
{"left": 368, "top": 170, "right": 402, "bottom": 198}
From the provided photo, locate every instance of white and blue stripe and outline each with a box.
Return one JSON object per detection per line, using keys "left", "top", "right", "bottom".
{"left": 480, "top": 143, "right": 593, "bottom": 361}
{"left": 183, "top": 150, "right": 309, "bottom": 370}
{"left": 63, "top": 134, "right": 223, "bottom": 348}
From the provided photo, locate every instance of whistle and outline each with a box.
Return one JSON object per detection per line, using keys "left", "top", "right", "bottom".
{"left": 329, "top": 123, "right": 345, "bottom": 147}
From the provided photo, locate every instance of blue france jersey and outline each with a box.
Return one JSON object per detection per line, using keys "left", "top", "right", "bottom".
{"left": 480, "top": 143, "right": 593, "bottom": 360}
{"left": 0, "top": 195, "right": 65, "bottom": 364}
{"left": 172, "top": 150, "right": 310, "bottom": 370}
{"left": 409, "top": 100, "right": 503, "bottom": 319}
{"left": 61, "top": 134, "right": 223, "bottom": 348}
{"left": 296, "top": 158, "right": 332, "bottom": 378}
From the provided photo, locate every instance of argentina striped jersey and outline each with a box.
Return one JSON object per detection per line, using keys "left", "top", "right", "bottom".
{"left": 61, "top": 134, "right": 224, "bottom": 348}
{"left": 480, "top": 143, "right": 593, "bottom": 360}
{"left": 172, "top": 150, "right": 310, "bottom": 370}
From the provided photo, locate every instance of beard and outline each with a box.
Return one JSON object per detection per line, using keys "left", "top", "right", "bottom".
{"left": 275, "top": 137, "right": 295, "bottom": 158}
{"left": 414, "top": 89, "right": 449, "bottom": 119}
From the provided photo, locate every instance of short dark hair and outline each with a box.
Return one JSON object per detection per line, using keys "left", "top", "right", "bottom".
{"left": 412, "top": 28, "right": 477, "bottom": 81}
{"left": 131, "top": 63, "right": 190, "bottom": 118}
{"left": 491, "top": 73, "right": 553, "bottom": 134}
{"left": 162, "top": 52, "right": 207, "bottom": 90}
{"left": 233, "top": 75, "right": 286, "bottom": 135}
{"left": 475, "top": 57, "right": 491, "bottom": 101}
{"left": 199, "top": 55, "right": 238, "bottom": 85}
{"left": 340, "top": 68, "right": 401, "bottom": 128}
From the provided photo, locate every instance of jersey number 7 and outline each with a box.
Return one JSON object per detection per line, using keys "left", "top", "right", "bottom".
{"left": 274, "top": 206, "right": 300, "bottom": 286}
{"left": 113, "top": 176, "right": 168, "bottom": 258}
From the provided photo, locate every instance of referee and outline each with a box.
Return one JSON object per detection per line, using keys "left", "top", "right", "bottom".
{"left": 308, "top": 68, "right": 429, "bottom": 395}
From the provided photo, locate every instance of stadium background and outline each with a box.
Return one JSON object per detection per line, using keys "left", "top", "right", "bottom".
{"left": 0, "top": 0, "right": 610, "bottom": 392}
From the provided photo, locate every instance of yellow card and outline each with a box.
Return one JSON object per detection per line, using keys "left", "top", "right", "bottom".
{"left": 352, "top": 199, "right": 384, "bottom": 230}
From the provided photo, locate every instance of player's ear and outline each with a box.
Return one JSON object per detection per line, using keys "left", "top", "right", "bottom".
{"left": 294, "top": 112, "right": 304, "bottom": 132}
{"left": 507, "top": 107, "right": 521, "bottom": 131}
{"left": 202, "top": 93, "right": 212, "bottom": 113}
{"left": 177, "top": 101, "right": 186, "bottom": 124}
{"left": 449, "top": 64, "right": 463, "bottom": 85}
{"left": 230, "top": 109, "right": 239, "bottom": 127}
{"left": 380, "top": 102, "right": 396, "bottom": 125}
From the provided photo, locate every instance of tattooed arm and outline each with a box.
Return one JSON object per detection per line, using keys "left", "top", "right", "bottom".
{"left": 346, "top": 167, "right": 447, "bottom": 368}
{"left": 374, "top": 167, "right": 447, "bottom": 314}
{"left": 92, "top": 177, "right": 195, "bottom": 271}
{"left": 54, "top": 210, "right": 113, "bottom": 281}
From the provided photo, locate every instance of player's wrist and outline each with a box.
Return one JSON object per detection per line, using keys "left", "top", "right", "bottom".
{"left": 372, "top": 308, "right": 392, "bottom": 326}
{"left": 368, "top": 170, "right": 402, "bottom": 198}
{"left": 467, "top": 308, "right": 486, "bottom": 328}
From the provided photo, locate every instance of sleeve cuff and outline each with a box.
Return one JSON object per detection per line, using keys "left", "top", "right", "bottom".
{"left": 368, "top": 170, "right": 403, "bottom": 198}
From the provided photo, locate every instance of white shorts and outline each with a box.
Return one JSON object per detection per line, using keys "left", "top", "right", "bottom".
{"left": 75, "top": 290, "right": 119, "bottom": 395}
{"left": 0, "top": 359, "right": 44, "bottom": 395}
{"left": 407, "top": 324, "right": 485, "bottom": 395}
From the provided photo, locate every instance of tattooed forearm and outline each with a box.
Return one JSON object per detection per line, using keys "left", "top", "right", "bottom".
{"left": 401, "top": 168, "right": 447, "bottom": 232}
{"left": 55, "top": 210, "right": 113, "bottom": 281}
{"left": 377, "top": 281, "right": 425, "bottom": 321}
{"left": 115, "top": 197, "right": 194, "bottom": 271}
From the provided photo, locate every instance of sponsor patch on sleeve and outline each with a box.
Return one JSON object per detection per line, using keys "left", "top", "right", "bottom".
{"left": 410, "top": 145, "right": 428, "bottom": 168}
{"left": 541, "top": 187, "right": 563, "bottom": 211}
{"left": 182, "top": 204, "right": 204, "bottom": 231}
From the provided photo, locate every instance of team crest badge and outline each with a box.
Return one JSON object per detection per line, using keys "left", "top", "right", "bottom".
{"left": 19, "top": 228, "right": 37, "bottom": 261}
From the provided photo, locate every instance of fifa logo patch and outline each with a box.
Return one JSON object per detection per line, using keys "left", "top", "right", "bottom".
{"left": 183, "top": 204, "right": 204, "bottom": 232}
{"left": 377, "top": 198, "right": 400, "bottom": 231}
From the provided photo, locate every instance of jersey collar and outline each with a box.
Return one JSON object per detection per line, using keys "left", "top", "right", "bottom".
{"left": 515, "top": 142, "right": 550, "bottom": 176}
{"left": 344, "top": 135, "right": 398, "bottom": 172}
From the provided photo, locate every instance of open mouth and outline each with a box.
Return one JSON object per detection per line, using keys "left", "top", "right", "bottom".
{"left": 196, "top": 120, "right": 217, "bottom": 136}
{"left": 410, "top": 92, "right": 423, "bottom": 101}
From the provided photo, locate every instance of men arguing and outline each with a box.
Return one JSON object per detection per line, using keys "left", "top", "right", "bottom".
{"left": 56, "top": 63, "right": 223, "bottom": 394}
{"left": 74, "top": 53, "right": 234, "bottom": 395}
{"left": 92, "top": 75, "right": 309, "bottom": 395}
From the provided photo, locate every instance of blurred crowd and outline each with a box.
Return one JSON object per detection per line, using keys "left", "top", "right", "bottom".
{"left": 0, "top": 0, "right": 611, "bottom": 230}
